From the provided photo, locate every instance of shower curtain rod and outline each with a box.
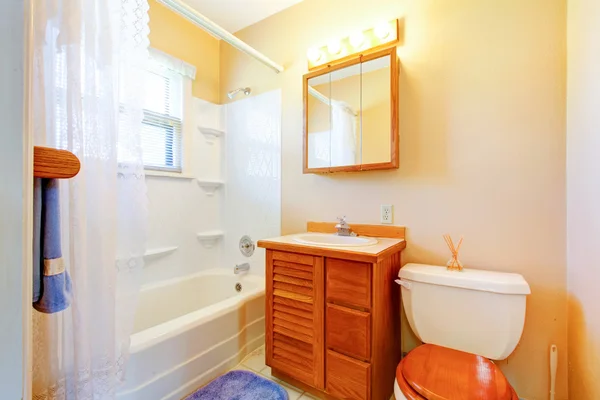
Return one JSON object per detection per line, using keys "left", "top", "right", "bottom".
{"left": 157, "top": 0, "right": 284, "bottom": 74}
{"left": 308, "top": 86, "right": 330, "bottom": 106}
{"left": 308, "top": 86, "right": 358, "bottom": 116}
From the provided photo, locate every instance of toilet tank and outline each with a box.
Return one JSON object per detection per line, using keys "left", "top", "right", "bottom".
{"left": 398, "top": 263, "right": 530, "bottom": 360}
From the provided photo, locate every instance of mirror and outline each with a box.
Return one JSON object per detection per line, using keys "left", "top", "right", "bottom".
{"left": 304, "top": 47, "right": 398, "bottom": 173}
{"left": 306, "top": 73, "right": 331, "bottom": 169}
{"left": 329, "top": 63, "right": 361, "bottom": 168}
{"left": 361, "top": 55, "right": 392, "bottom": 165}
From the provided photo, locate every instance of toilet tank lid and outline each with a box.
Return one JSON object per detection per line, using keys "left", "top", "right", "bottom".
{"left": 399, "top": 264, "right": 531, "bottom": 295}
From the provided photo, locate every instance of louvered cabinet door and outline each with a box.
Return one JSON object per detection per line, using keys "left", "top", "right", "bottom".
{"left": 265, "top": 250, "right": 324, "bottom": 389}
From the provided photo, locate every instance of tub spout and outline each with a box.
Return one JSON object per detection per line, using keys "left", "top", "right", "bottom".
{"left": 234, "top": 263, "right": 250, "bottom": 274}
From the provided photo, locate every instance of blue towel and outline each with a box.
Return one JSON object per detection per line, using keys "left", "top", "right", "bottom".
{"left": 32, "top": 179, "right": 42, "bottom": 302}
{"left": 33, "top": 178, "right": 72, "bottom": 313}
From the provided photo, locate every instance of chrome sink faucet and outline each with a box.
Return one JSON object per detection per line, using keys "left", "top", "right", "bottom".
{"left": 234, "top": 263, "right": 250, "bottom": 274}
{"left": 335, "top": 216, "right": 353, "bottom": 236}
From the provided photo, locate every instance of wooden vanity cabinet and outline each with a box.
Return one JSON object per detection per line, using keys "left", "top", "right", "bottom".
{"left": 262, "top": 245, "right": 403, "bottom": 400}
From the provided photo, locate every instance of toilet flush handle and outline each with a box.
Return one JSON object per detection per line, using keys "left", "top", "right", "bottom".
{"left": 395, "top": 279, "right": 412, "bottom": 290}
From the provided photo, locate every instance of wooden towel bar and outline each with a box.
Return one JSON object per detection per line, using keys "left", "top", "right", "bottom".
{"left": 33, "top": 146, "right": 80, "bottom": 179}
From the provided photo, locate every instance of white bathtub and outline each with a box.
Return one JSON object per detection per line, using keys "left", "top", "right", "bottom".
{"left": 117, "top": 269, "right": 265, "bottom": 400}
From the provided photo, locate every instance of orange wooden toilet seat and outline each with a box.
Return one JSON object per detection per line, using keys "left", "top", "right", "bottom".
{"left": 396, "top": 344, "right": 519, "bottom": 400}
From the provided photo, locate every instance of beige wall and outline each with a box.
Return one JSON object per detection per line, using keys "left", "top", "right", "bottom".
{"left": 148, "top": 0, "right": 221, "bottom": 103}
{"left": 566, "top": 0, "right": 600, "bottom": 399}
{"left": 221, "top": 0, "right": 567, "bottom": 399}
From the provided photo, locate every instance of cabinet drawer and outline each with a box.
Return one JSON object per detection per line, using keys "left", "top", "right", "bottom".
{"left": 326, "top": 304, "right": 371, "bottom": 361}
{"left": 326, "top": 350, "right": 370, "bottom": 400}
{"left": 326, "top": 258, "right": 371, "bottom": 309}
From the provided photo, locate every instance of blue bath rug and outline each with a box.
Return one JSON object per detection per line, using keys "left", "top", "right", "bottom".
{"left": 185, "top": 370, "right": 288, "bottom": 400}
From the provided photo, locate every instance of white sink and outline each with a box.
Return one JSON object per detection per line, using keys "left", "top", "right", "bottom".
{"left": 293, "top": 233, "right": 378, "bottom": 247}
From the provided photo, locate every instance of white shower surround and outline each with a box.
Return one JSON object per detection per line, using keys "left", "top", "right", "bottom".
{"left": 123, "top": 90, "right": 281, "bottom": 398}
{"left": 143, "top": 97, "right": 224, "bottom": 284}
{"left": 223, "top": 89, "right": 282, "bottom": 276}
{"left": 143, "top": 90, "right": 281, "bottom": 283}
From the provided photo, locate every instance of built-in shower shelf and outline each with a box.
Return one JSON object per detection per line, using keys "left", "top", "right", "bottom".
{"left": 143, "top": 246, "right": 178, "bottom": 262}
{"left": 197, "top": 230, "right": 224, "bottom": 248}
{"left": 196, "top": 179, "right": 224, "bottom": 196}
{"left": 198, "top": 126, "right": 224, "bottom": 144}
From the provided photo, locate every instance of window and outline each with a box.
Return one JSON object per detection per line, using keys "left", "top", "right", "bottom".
{"left": 53, "top": 46, "right": 192, "bottom": 173}
{"left": 139, "top": 65, "right": 184, "bottom": 172}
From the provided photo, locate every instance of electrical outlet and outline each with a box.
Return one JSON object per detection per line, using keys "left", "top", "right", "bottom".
{"left": 380, "top": 204, "right": 393, "bottom": 224}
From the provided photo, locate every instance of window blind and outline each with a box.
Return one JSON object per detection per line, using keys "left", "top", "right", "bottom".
{"left": 53, "top": 48, "right": 186, "bottom": 171}
{"left": 140, "top": 66, "right": 184, "bottom": 172}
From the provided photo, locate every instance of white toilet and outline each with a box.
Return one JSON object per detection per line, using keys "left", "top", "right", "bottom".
{"left": 394, "top": 263, "right": 531, "bottom": 400}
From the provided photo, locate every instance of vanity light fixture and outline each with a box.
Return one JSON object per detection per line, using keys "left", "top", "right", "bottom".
{"left": 306, "top": 47, "right": 323, "bottom": 63}
{"left": 327, "top": 40, "right": 342, "bottom": 55}
{"left": 374, "top": 21, "right": 392, "bottom": 39}
{"left": 307, "top": 19, "right": 399, "bottom": 70}
{"left": 349, "top": 31, "right": 366, "bottom": 48}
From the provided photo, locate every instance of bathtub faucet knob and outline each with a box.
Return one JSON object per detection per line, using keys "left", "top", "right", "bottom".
{"left": 239, "top": 235, "right": 255, "bottom": 257}
{"left": 234, "top": 263, "right": 250, "bottom": 274}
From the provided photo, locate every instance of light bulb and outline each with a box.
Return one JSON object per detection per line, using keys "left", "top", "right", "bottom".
{"left": 374, "top": 21, "right": 391, "bottom": 40}
{"left": 327, "top": 40, "right": 342, "bottom": 55}
{"left": 307, "top": 47, "right": 322, "bottom": 63}
{"left": 349, "top": 31, "right": 365, "bottom": 48}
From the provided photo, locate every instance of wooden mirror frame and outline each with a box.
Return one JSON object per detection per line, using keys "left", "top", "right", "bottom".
{"left": 303, "top": 46, "right": 399, "bottom": 174}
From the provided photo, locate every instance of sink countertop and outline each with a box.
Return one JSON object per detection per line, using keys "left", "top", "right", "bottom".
{"left": 257, "top": 233, "right": 406, "bottom": 263}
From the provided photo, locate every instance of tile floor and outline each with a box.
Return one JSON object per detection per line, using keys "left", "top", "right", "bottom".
{"left": 232, "top": 345, "right": 396, "bottom": 400}
{"left": 232, "top": 345, "right": 319, "bottom": 400}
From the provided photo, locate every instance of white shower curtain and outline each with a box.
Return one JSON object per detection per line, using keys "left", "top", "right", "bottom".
{"left": 31, "top": 0, "right": 149, "bottom": 399}
{"left": 330, "top": 100, "right": 358, "bottom": 167}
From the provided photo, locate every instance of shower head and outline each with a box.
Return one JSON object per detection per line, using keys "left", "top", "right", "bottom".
{"left": 227, "top": 87, "right": 251, "bottom": 99}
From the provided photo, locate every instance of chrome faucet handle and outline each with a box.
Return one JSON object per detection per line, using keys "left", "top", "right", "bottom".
{"left": 335, "top": 216, "right": 352, "bottom": 236}
{"left": 336, "top": 216, "right": 349, "bottom": 228}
